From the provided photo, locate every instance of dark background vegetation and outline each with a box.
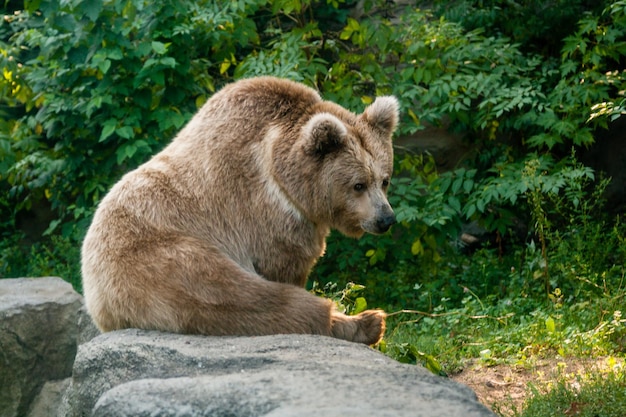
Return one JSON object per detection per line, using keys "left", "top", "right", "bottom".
{"left": 1, "top": 1, "right": 625, "bottom": 414}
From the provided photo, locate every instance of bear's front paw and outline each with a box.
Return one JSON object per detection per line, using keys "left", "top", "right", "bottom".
{"left": 331, "top": 309, "right": 386, "bottom": 345}
{"left": 352, "top": 309, "right": 386, "bottom": 345}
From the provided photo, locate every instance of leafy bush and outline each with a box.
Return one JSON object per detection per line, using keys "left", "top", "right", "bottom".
{"left": 1, "top": 0, "right": 269, "bottom": 230}
{"left": 314, "top": 0, "right": 626, "bottom": 306}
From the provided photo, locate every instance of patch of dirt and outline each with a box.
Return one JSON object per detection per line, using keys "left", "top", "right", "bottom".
{"left": 449, "top": 356, "right": 624, "bottom": 416}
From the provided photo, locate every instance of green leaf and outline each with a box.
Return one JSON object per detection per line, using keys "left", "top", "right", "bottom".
{"left": 545, "top": 317, "right": 556, "bottom": 333}
{"left": 116, "top": 143, "right": 137, "bottom": 165}
{"left": 105, "top": 48, "right": 124, "bottom": 60}
{"left": 133, "top": 89, "right": 152, "bottom": 109}
{"left": 220, "top": 60, "right": 231, "bottom": 75}
{"left": 159, "top": 57, "right": 177, "bottom": 68}
{"left": 410, "top": 346, "right": 446, "bottom": 376}
{"left": 151, "top": 71, "right": 165, "bottom": 86}
{"left": 115, "top": 126, "right": 134, "bottom": 139}
{"left": 451, "top": 176, "right": 464, "bottom": 194}
{"left": 136, "top": 41, "right": 152, "bottom": 57}
{"left": 340, "top": 18, "right": 360, "bottom": 40}
{"left": 463, "top": 178, "right": 474, "bottom": 194}
{"left": 81, "top": 0, "right": 103, "bottom": 22}
{"left": 465, "top": 203, "right": 477, "bottom": 218}
{"left": 52, "top": 14, "right": 76, "bottom": 32}
{"left": 97, "top": 59, "right": 111, "bottom": 74}
{"left": 43, "top": 219, "right": 61, "bottom": 236}
{"left": 151, "top": 41, "right": 168, "bottom": 55}
{"left": 353, "top": 297, "right": 367, "bottom": 315}
{"left": 448, "top": 196, "right": 461, "bottom": 213}
{"left": 411, "top": 240, "right": 424, "bottom": 256}
{"left": 437, "top": 175, "right": 452, "bottom": 194}
{"left": 99, "top": 120, "right": 117, "bottom": 142}
{"left": 25, "top": 0, "right": 42, "bottom": 12}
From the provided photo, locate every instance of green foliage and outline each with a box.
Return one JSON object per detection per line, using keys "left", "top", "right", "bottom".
{"left": 433, "top": 0, "right": 610, "bottom": 56}
{"left": 315, "top": 148, "right": 625, "bottom": 310}
{"left": 379, "top": 339, "right": 445, "bottom": 376}
{"left": 0, "top": 232, "right": 82, "bottom": 291}
{"left": 401, "top": 2, "right": 626, "bottom": 150}
{"left": 1, "top": 0, "right": 268, "bottom": 226}
{"left": 313, "top": 1, "right": 626, "bottom": 322}
{"left": 310, "top": 281, "right": 369, "bottom": 316}
{"left": 3, "top": 0, "right": 625, "bottom": 261}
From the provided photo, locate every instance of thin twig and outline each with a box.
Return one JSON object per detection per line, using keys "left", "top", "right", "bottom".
{"left": 387, "top": 309, "right": 459, "bottom": 318}
{"left": 387, "top": 309, "right": 515, "bottom": 324}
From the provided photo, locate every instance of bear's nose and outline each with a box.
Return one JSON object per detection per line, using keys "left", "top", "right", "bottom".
{"left": 376, "top": 212, "right": 397, "bottom": 233}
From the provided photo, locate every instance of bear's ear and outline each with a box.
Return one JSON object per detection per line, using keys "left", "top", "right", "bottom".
{"left": 303, "top": 112, "right": 347, "bottom": 156}
{"left": 362, "top": 96, "right": 400, "bottom": 135}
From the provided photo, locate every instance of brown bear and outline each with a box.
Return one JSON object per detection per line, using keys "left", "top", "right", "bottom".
{"left": 81, "top": 76, "right": 399, "bottom": 345}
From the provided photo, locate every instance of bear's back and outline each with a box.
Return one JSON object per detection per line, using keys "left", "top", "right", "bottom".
{"left": 208, "top": 76, "right": 322, "bottom": 122}
{"left": 180, "top": 77, "right": 322, "bottom": 146}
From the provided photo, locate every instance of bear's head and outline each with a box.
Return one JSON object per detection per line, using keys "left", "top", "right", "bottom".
{"left": 290, "top": 96, "right": 400, "bottom": 238}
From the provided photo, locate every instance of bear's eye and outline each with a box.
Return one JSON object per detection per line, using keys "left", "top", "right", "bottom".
{"left": 354, "top": 183, "right": 366, "bottom": 192}
{"left": 382, "top": 179, "right": 390, "bottom": 188}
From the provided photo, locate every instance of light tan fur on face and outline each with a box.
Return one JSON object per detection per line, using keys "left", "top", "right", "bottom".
{"left": 81, "top": 77, "right": 399, "bottom": 345}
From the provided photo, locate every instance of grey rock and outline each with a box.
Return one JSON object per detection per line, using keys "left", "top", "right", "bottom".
{"left": 0, "top": 277, "right": 83, "bottom": 417}
{"left": 65, "top": 330, "right": 495, "bottom": 417}
{"left": 77, "top": 304, "right": 101, "bottom": 345}
{"left": 27, "top": 378, "right": 71, "bottom": 417}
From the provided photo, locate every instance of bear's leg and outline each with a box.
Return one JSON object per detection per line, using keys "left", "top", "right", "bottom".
{"left": 92, "top": 236, "right": 385, "bottom": 344}
{"left": 174, "top": 249, "right": 386, "bottom": 345}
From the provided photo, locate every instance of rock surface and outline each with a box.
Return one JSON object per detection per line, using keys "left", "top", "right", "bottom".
{"left": 1, "top": 277, "right": 496, "bottom": 417}
{"left": 0, "top": 277, "right": 84, "bottom": 417}
{"left": 27, "top": 379, "right": 71, "bottom": 417}
{"left": 63, "top": 330, "right": 496, "bottom": 417}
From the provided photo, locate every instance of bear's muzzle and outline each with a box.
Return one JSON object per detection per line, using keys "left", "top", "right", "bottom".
{"left": 375, "top": 211, "right": 396, "bottom": 234}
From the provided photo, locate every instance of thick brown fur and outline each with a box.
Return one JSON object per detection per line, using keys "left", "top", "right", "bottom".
{"left": 81, "top": 77, "right": 399, "bottom": 345}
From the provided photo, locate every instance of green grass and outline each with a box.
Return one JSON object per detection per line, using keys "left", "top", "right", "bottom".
{"left": 383, "top": 296, "right": 626, "bottom": 368}
{"left": 513, "top": 367, "right": 626, "bottom": 417}
{"left": 377, "top": 292, "right": 626, "bottom": 417}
